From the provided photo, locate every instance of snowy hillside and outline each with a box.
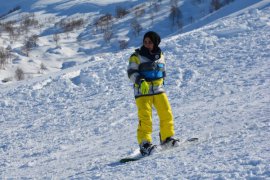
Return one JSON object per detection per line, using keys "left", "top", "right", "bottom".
{"left": 0, "top": 0, "right": 261, "bottom": 84}
{"left": 1, "top": 0, "right": 270, "bottom": 179}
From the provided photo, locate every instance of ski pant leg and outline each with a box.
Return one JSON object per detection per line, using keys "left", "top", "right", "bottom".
{"left": 153, "top": 93, "right": 175, "bottom": 142}
{"left": 135, "top": 96, "right": 153, "bottom": 144}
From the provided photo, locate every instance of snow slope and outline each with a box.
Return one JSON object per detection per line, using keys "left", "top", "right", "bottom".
{"left": 1, "top": 1, "right": 270, "bottom": 179}
{"left": 0, "top": 0, "right": 261, "bottom": 84}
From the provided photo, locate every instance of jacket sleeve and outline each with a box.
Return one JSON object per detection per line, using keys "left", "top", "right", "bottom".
{"left": 127, "top": 54, "right": 142, "bottom": 84}
{"left": 161, "top": 52, "right": 166, "bottom": 78}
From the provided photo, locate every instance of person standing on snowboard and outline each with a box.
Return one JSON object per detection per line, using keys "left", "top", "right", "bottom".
{"left": 127, "top": 31, "right": 179, "bottom": 156}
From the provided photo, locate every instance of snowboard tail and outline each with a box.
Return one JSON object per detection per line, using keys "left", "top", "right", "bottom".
{"left": 120, "top": 157, "right": 141, "bottom": 163}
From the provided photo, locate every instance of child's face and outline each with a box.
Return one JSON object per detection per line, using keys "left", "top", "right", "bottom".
{"left": 143, "top": 37, "right": 154, "bottom": 51}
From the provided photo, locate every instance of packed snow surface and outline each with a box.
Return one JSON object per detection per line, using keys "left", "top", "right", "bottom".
{"left": 1, "top": 0, "right": 270, "bottom": 179}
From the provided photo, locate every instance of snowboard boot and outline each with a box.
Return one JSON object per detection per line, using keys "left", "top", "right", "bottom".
{"left": 161, "top": 137, "right": 180, "bottom": 148}
{"left": 139, "top": 141, "right": 157, "bottom": 156}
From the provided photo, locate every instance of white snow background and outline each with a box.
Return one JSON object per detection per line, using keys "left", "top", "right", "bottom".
{"left": 0, "top": 0, "right": 270, "bottom": 179}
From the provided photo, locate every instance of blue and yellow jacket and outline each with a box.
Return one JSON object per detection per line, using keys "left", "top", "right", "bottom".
{"left": 127, "top": 46, "right": 166, "bottom": 98}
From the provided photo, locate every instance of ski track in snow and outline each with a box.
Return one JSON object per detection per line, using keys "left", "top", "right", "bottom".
{"left": 1, "top": 2, "right": 270, "bottom": 179}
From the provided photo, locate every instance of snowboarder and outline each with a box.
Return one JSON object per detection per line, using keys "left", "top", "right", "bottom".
{"left": 127, "top": 31, "right": 179, "bottom": 156}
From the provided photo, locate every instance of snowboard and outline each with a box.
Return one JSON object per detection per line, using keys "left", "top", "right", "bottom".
{"left": 119, "top": 137, "right": 198, "bottom": 163}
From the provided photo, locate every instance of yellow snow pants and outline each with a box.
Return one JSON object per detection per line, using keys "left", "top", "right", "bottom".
{"left": 135, "top": 93, "right": 175, "bottom": 144}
